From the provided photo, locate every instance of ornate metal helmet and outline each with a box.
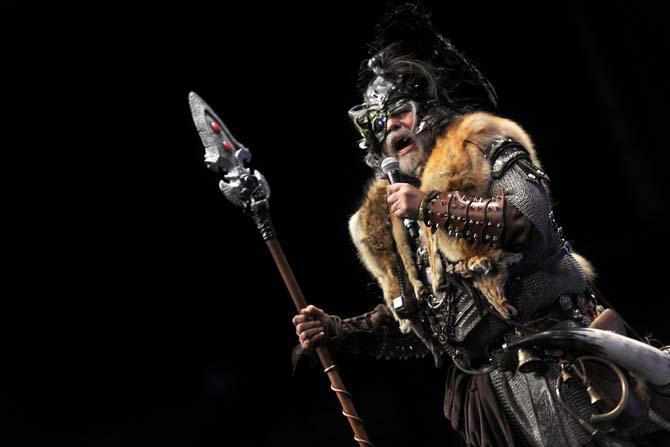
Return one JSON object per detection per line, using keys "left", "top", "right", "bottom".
{"left": 349, "top": 4, "right": 499, "bottom": 169}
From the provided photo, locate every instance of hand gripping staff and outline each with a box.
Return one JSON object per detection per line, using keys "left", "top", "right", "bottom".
{"left": 188, "top": 92, "right": 374, "bottom": 447}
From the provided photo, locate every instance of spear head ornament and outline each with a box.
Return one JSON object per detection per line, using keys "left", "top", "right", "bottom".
{"left": 189, "top": 91, "right": 274, "bottom": 239}
{"left": 189, "top": 91, "right": 270, "bottom": 207}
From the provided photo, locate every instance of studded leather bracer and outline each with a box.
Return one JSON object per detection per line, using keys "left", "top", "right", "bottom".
{"left": 421, "top": 191, "right": 506, "bottom": 248}
{"left": 326, "top": 304, "right": 430, "bottom": 360}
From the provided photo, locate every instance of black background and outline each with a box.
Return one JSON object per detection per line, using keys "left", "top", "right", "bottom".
{"left": 2, "top": 2, "right": 669, "bottom": 446}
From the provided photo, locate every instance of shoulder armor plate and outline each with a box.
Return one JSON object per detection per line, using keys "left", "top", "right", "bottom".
{"left": 486, "top": 138, "right": 549, "bottom": 182}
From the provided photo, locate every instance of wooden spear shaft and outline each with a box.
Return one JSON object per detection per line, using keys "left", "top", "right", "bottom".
{"left": 189, "top": 89, "right": 372, "bottom": 444}
{"left": 265, "top": 238, "right": 374, "bottom": 447}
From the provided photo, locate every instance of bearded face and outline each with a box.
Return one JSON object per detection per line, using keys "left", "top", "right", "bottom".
{"left": 348, "top": 72, "right": 437, "bottom": 177}
{"left": 381, "top": 101, "right": 431, "bottom": 177}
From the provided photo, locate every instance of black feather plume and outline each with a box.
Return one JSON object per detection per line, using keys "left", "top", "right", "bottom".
{"left": 360, "top": 2, "right": 499, "bottom": 112}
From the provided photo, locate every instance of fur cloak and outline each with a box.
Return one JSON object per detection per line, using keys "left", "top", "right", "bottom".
{"left": 349, "top": 112, "right": 594, "bottom": 343}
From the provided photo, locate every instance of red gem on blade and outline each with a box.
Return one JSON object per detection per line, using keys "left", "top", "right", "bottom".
{"left": 223, "top": 140, "right": 233, "bottom": 152}
{"left": 210, "top": 121, "right": 222, "bottom": 133}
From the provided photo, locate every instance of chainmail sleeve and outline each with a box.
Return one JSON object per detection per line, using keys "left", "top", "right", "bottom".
{"left": 486, "top": 139, "right": 551, "bottom": 244}
{"left": 487, "top": 139, "right": 590, "bottom": 319}
{"left": 495, "top": 163, "right": 550, "bottom": 242}
{"left": 328, "top": 304, "right": 430, "bottom": 360}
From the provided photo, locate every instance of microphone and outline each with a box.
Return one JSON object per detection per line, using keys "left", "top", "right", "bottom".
{"left": 381, "top": 157, "right": 419, "bottom": 239}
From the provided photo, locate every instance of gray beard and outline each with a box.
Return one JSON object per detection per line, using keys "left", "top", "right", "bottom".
{"left": 397, "top": 129, "right": 433, "bottom": 177}
{"left": 382, "top": 125, "right": 434, "bottom": 177}
{"left": 399, "top": 149, "right": 425, "bottom": 176}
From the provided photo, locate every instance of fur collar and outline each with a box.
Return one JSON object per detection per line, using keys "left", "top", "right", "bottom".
{"left": 350, "top": 112, "right": 536, "bottom": 311}
{"left": 349, "top": 112, "right": 593, "bottom": 355}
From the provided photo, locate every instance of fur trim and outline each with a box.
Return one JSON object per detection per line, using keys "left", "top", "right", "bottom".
{"left": 349, "top": 112, "right": 593, "bottom": 324}
{"left": 419, "top": 112, "right": 540, "bottom": 318}
{"left": 421, "top": 112, "right": 541, "bottom": 194}
{"left": 348, "top": 179, "right": 424, "bottom": 332}
{"left": 349, "top": 179, "right": 399, "bottom": 307}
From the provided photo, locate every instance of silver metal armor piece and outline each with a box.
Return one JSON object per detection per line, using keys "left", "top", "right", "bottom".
{"left": 490, "top": 359, "right": 593, "bottom": 447}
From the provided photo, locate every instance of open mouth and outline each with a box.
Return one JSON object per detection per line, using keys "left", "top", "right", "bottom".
{"left": 393, "top": 136, "right": 415, "bottom": 156}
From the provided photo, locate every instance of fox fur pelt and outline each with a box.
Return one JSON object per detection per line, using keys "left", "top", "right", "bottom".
{"left": 349, "top": 112, "right": 594, "bottom": 334}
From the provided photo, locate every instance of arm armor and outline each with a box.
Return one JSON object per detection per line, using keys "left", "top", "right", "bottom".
{"left": 327, "top": 304, "right": 430, "bottom": 360}
{"left": 421, "top": 191, "right": 506, "bottom": 249}
{"left": 419, "top": 139, "right": 543, "bottom": 252}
